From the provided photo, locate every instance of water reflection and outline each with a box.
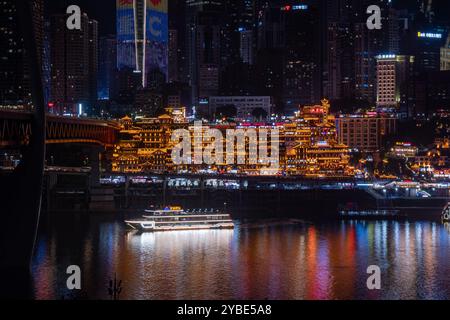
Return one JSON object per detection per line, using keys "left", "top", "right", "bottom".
{"left": 32, "top": 219, "right": 450, "bottom": 300}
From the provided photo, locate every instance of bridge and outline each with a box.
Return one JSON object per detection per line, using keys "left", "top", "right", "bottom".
{"left": 0, "top": 110, "right": 121, "bottom": 147}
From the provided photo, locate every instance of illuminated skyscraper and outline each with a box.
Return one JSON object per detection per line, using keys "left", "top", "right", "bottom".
{"left": 116, "top": 0, "right": 168, "bottom": 88}
{"left": 376, "top": 54, "right": 415, "bottom": 115}
{"left": 0, "top": 0, "right": 44, "bottom": 109}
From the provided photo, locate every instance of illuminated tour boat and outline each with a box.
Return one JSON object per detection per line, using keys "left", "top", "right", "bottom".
{"left": 125, "top": 206, "right": 235, "bottom": 232}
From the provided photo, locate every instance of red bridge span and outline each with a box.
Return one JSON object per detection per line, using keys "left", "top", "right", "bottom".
{"left": 0, "top": 110, "right": 121, "bottom": 147}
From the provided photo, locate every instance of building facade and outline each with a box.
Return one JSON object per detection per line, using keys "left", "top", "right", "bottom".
{"left": 441, "top": 34, "right": 450, "bottom": 71}
{"left": 336, "top": 113, "right": 397, "bottom": 152}
{"left": 376, "top": 54, "right": 415, "bottom": 115}
{"left": 98, "top": 35, "right": 117, "bottom": 100}
{"left": 50, "top": 13, "right": 98, "bottom": 115}
{"left": 112, "top": 99, "right": 353, "bottom": 177}
{"left": 0, "top": 0, "right": 44, "bottom": 109}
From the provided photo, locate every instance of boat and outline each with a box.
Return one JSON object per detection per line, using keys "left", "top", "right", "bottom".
{"left": 442, "top": 203, "right": 450, "bottom": 223}
{"left": 125, "top": 206, "right": 235, "bottom": 232}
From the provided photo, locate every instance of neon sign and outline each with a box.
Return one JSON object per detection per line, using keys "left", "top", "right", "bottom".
{"left": 281, "top": 4, "right": 308, "bottom": 11}
{"left": 417, "top": 32, "right": 442, "bottom": 39}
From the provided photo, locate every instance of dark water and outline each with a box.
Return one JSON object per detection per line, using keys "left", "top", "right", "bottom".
{"left": 32, "top": 215, "right": 450, "bottom": 300}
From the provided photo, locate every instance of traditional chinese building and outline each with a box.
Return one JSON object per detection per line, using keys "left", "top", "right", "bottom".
{"left": 112, "top": 100, "right": 353, "bottom": 177}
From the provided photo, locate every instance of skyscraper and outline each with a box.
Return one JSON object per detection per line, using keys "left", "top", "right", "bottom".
{"left": 168, "top": 0, "right": 187, "bottom": 83}
{"left": 222, "top": 0, "right": 255, "bottom": 67}
{"left": 441, "top": 34, "right": 450, "bottom": 71}
{"left": 240, "top": 30, "right": 254, "bottom": 65}
{"left": 354, "top": 22, "right": 384, "bottom": 104}
{"left": 282, "top": 2, "right": 323, "bottom": 113}
{"left": 185, "top": 0, "right": 223, "bottom": 106}
{"left": 0, "top": 0, "right": 44, "bottom": 109}
{"left": 376, "top": 54, "right": 415, "bottom": 115}
{"left": 325, "top": 22, "right": 354, "bottom": 101}
{"left": 50, "top": 13, "right": 98, "bottom": 115}
{"left": 116, "top": 0, "right": 169, "bottom": 88}
{"left": 98, "top": 35, "right": 117, "bottom": 100}
{"left": 255, "top": 1, "right": 322, "bottom": 114}
{"left": 43, "top": 21, "right": 52, "bottom": 105}
{"left": 89, "top": 19, "right": 99, "bottom": 109}
{"left": 168, "top": 29, "right": 179, "bottom": 82}
{"left": 414, "top": 28, "right": 447, "bottom": 73}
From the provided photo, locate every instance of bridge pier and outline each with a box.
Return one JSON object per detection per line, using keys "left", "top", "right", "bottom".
{"left": 86, "top": 146, "right": 117, "bottom": 212}
{"left": 86, "top": 146, "right": 103, "bottom": 188}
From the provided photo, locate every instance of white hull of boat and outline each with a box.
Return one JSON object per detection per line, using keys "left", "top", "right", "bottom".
{"left": 126, "top": 221, "right": 235, "bottom": 232}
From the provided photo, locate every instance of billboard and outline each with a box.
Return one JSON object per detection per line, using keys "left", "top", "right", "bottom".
{"left": 146, "top": 0, "right": 168, "bottom": 80}
{"left": 116, "top": 0, "right": 168, "bottom": 83}
{"left": 146, "top": 9, "right": 168, "bottom": 43}
{"left": 147, "top": 0, "right": 168, "bottom": 13}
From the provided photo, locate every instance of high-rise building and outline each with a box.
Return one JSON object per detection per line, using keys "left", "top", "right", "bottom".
{"left": 325, "top": 22, "right": 354, "bottom": 100}
{"left": 50, "top": 13, "right": 98, "bottom": 115}
{"left": 89, "top": 19, "right": 99, "bottom": 109}
{"left": 441, "top": 34, "right": 450, "bottom": 71}
{"left": 282, "top": 2, "right": 323, "bottom": 113}
{"left": 168, "top": 0, "right": 187, "bottom": 83}
{"left": 222, "top": 0, "right": 255, "bottom": 67}
{"left": 375, "top": 54, "right": 415, "bottom": 115}
{"left": 414, "top": 28, "right": 447, "bottom": 73}
{"left": 386, "top": 8, "right": 400, "bottom": 54}
{"left": 240, "top": 30, "right": 254, "bottom": 65}
{"left": 354, "top": 23, "right": 384, "bottom": 104}
{"left": 116, "top": 0, "right": 169, "bottom": 88}
{"left": 185, "top": 1, "right": 223, "bottom": 106}
{"left": 256, "top": 2, "right": 323, "bottom": 114}
{"left": 98, "top": 35, "right": 117, "bottom": 100}
{"left": 168, "top": 29, "right": 179, "bottom": 82}
{"left": 323, "top": 0, "right": 402, "bottom": 105}
{"left": 43, "top": 21, "right": 51, "bottom": 105}
{"left": 0, "top": 0, "right": 44, "bottom": 109}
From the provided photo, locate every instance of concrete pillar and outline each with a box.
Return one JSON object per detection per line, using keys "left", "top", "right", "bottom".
{"left": 200, "top": 177, "right": 205, "bottom": 207}
{"left": 87, "top": 146, "right": 102, "bottom": 187}
{"left": 125, "top": 175, "right": 130, "bottom": 209}
{"left": 163, "top": 175, "right": 168, "bottom": 206}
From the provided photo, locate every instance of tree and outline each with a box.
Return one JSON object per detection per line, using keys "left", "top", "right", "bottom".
{"left": 216, "top": 104, "right": 237, "bottom": 120}
{"left": 251, "top": 108, "right": 268, "bottom": 121}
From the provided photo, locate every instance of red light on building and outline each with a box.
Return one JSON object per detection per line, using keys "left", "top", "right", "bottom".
{"left": 310, "top": 108, "right": 324, "bottom": 114}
